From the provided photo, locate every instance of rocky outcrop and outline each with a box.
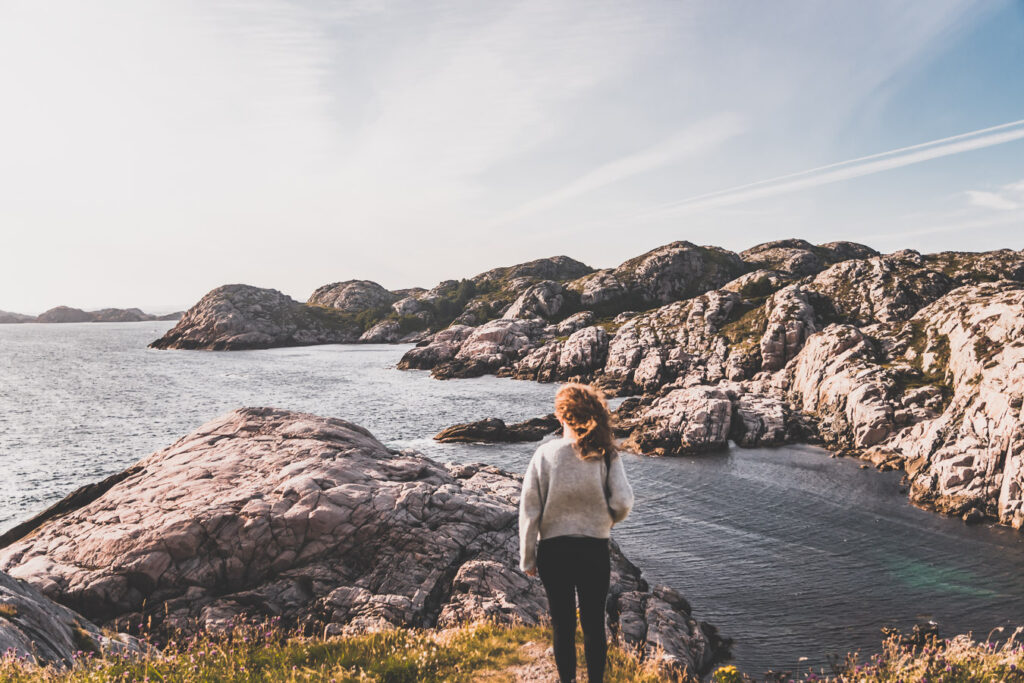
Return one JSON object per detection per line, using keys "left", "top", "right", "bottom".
{"left": 739, "top": 239, "right": 877, "bottom": 277}
{"left": 0, "top": 310, "right": 35, "bottom": 324}
{"left": 502, "top": 281, "right": 577, "bottom": 321}
{"left": 806, "top": 251, "right": 953, "bottom": 325}
{"left": 307, "top": 280, "right": 399, "bottom": 313}
{"left": 5, "top": 307, "right": 184, "bottom": 324}
{"left": 150, "top": 285, "right": 363, "bottom": 350}
{"left": 434, "top": 415, "right": 560, "bottom": 443}
{"left": 759, "top": 285, "right": 822, "bottom": 372}
{"left": 0, "top": 570, "right": 139, "bottom": 665}
{"left": 35, "top": 306, "right": 94, "bottom": 323}
{"left": 882, "top": 282, "right": 1024, "bottom": 524}
{"left": 567, "top": 241, "right": 747, "bottom": 316}
{"left": 0, "top": 407, "right": 725, "bottom": 675}
{"left": 396, "top": 325, "right": 475, "bottom": 370}
{"left": 512, "top": 326, "right": 609, "bottom": 382}
{"left": 602, "top": 289, "right": 742, "bottom": 393}
{"left": 359, "top": 319, "right": 402, "bottom": 343}
{"left": 625, "top": 386, "right": 734, "bottom": 456}
{"left": 431, "top": 318, "right": 546, "bottom": 379}
{"left": 785, "top": 324, "right": 896, "bottom": 451}
{"left": 472, "top": 255, "right": 593, "bottom": 287}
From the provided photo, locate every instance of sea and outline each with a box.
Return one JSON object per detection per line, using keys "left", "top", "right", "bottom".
{"left": 1, "top": 321, "right": 1023, "bottom": 675}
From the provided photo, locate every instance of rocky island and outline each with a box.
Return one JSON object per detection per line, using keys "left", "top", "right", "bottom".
{"left": 150, "top": 239, "right": 1024, "bottom": 534}
{"left": 0, "top": 407, "right": 727, "bottom": 676}
{"left": 0, "top": 306, "right": 182, "bottom": 324}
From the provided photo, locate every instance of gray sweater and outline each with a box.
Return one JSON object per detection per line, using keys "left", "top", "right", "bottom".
{"left": 518, "top": 436, "right": 634, "bottom": 572}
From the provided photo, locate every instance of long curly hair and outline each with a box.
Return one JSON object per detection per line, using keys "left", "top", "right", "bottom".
{"left": 554, "top": 383, "right": 617, "bottom": 462}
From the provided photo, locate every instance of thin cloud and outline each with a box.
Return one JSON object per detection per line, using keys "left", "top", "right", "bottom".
{"left": 641, "top": 118, "right": 1024, "bottom": 217}
{"left": 490, "top": 113, "right": 746, "bottom": 227}
{"left": 966, "top": 190, "right": 1018, "bottom": 211}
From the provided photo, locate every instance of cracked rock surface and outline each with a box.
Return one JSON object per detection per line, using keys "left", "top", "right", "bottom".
{"left": 0, "top": 407, "right": 726, "bottom": 676}
{"left": 0, "top": 569, "right": 140, "bottom": 666}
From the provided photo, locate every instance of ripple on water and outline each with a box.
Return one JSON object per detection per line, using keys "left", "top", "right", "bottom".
{"left": 1, "top": 321, "right": 1023, "bottom": 675}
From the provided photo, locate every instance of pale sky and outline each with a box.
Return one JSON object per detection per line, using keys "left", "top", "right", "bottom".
{"left": 2, "top": 1, "right": 1023, "bottom": 314}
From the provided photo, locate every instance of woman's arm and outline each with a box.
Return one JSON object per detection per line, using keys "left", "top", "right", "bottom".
{"left": 518, "top": 453, "right": 544, "bottom": 573}
{"left": 608, "top": 455, "right": 634, "bottom": 524}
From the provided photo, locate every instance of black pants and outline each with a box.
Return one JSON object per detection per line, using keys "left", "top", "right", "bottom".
{"left": 536, "top": 536, "right": 611, "bottom": 683}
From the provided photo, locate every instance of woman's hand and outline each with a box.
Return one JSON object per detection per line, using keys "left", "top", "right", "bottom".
{"left": 525, "top": 567, "right": 538, "bottom": 577}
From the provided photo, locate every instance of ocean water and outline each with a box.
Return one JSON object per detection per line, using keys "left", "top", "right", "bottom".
{"left": 1, "top": 321, "right": 1023, "bottom": 675}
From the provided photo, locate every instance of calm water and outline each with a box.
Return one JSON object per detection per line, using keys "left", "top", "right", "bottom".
{"left": 1, "top": 322, "right": 1023, "bottom": 674}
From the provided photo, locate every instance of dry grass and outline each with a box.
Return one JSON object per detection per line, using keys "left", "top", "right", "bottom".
{"left": 0, "top": 618, "right": 693, "bottom": 682}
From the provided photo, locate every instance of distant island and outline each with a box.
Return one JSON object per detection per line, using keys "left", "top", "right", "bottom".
{"left": 149, "top": 238, "right": 1024, "bottom": 537}
{"left": 0, "top": 306, "right": 182, "bottom": 324}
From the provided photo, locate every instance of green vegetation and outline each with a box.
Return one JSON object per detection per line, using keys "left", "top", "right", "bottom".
{"left": 0, "top": 620, "right": 685, "bottom": 683}
{"left": 719, "top": 303, "right": 768, "bottom": 352}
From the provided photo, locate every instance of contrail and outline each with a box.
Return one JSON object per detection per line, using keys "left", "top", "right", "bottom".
{"left": 642, "top": 118, "right": 1024, "bottom": 216}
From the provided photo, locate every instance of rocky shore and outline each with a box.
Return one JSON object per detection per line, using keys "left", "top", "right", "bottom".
{"left": 0, "top": 407, "right": 728, "bottom": 676}
{"left": 0, "top": 306, "right": 182, "bottom": 324}
{"left": 147, "top": 240, "right": 1024, "bottom": 532}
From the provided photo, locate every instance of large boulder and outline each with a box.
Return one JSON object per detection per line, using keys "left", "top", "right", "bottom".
{"left": 513, "top": 326, "right": 609, "bottom": 383}
{"left": 434, "top": 415, "right": 560, "bottom": 443}
{"left": 431, "top": 318, "right": 545, "bottom": 379}
{"left": 396, "top": 325, "right": 475, "bottom": 370}
{"left": 307, "top": 280, "right": 399, "bottom": 313}
{"left": 0, "top": 570, "right": 139, "bottom": 666}
{"left": 502, "top": 281, "right": 577, "bottom": 321}
{"left": 625, "top": 386, "right": 733, "bottom": 456}
{"left": 0, "top": 407, "right": 725, "bottom": 675}
{"left": 785, "top": 324, "right": 896, "bottom": 450}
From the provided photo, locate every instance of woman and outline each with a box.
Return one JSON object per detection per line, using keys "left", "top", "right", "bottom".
{"left": 519, "top": 382, "right": 634, "bottom": 683}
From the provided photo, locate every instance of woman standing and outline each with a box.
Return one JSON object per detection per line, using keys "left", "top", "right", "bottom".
{"left": 519, "top": 383, "right": 634, "bottom": 683}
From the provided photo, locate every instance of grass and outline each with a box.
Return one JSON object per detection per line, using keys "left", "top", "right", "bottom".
{"left": 0, "top": 619, "right": 687, "bottom": 683}
{"left": 710, "top": 628, "right": 1024, "bottom": 682}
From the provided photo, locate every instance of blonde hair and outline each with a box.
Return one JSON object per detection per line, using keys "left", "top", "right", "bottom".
{"left": 554, "top": 383, "right": 617, "bottom": 462}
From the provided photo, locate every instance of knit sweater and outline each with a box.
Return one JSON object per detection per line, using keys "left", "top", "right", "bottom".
{"left": 518, "top": 436, "right": 634, "bottom": 572}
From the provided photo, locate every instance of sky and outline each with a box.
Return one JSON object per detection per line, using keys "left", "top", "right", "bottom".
{"left": 1, "top": 0, "right": 1023, "bottom": 314}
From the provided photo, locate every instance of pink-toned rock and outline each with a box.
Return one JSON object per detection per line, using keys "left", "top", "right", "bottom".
{"left": 396, "top": 324, "right": 474, "bottom": 370}
{"left": 785, "top": 324, "right": 895, "bottom": 450}
{"left": 0, "top": 569, "right": 140, "bottom": 665}
{"left": 883, "top": 282, "right": 1024, "bottom": 522}
{"left": 0, "top": 407, "right": 725, "bottom": 674}
{"left": 150, "top": 285, "right": 363, "bottom": 350}
{"left": 625, "top": 386, "right": 733, "bottom": 455}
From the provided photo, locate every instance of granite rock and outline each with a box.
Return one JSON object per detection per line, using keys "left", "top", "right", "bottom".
{"left": 0, "top": 407, "right": 723, "bottom": 674}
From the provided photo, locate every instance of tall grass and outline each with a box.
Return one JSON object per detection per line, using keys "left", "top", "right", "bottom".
{"left": 0, "top": 618, "right": 689, "bottom": 682}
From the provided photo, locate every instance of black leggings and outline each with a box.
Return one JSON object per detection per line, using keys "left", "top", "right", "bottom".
{"left": 536, "top": 536, "right": 611, "bottom": 683}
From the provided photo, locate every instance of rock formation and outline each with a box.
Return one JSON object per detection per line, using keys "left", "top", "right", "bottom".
{"left": 0, "top": 570, "right": 139, "bottom": 666}
{"left": 566, "top": 241, "right": 747, "bottom": 315}
{"left": 141, "top": 239, "right": 1024, "bottom": 532}
{"left": 307, "top": 280, "right": 399, "bottom": 313}
{"left": 434, "top": 415, "right": 560, "bottom": 443}
{"left": 150, "top": 284, "right": 364, "bottom": 350}
{"left": 2, "top": 306, "right": 181, "bottom": 324}
{"left": 0, "top": 407, "right": 727, "bottom": 676}
{"left": 0, "top": 310, "right": 35, "bottom": 323}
